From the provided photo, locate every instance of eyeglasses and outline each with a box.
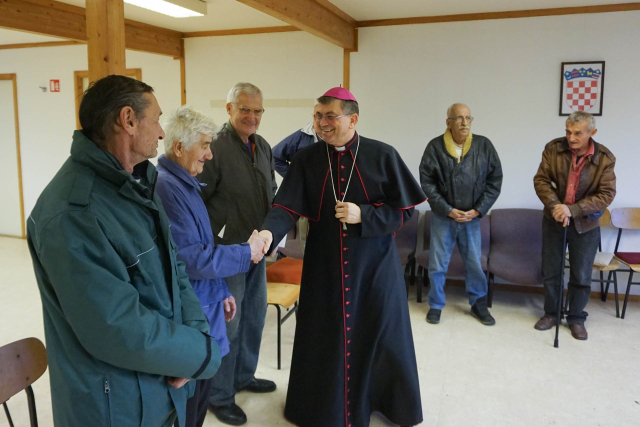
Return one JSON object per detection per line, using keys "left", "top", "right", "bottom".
{"left": 314, "top": 113, "right": 349, "bottom": 121}
{"left": 233, "top": 104, "right": 265, "bottom": 116}
{"left": 447, "top": 116, "right": 474, "bottom": 123}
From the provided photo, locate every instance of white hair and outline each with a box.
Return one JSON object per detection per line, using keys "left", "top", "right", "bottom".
{"left": 163, "top": 105, "right": 216, "bottom": 155}
{"left": 567, "top": 111, "right": 596, "bottom": 132}
{"left": 227, "top": 82, "right": 263, "bottom": 104}
{"left": 447, "top": 103, "right": 469, "bottom": 118}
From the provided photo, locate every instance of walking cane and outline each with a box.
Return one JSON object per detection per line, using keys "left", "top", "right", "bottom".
{"left": 554, "top": 222, "right": 569, "bottom": 349}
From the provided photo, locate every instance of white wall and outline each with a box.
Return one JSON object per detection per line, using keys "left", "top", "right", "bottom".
{"left": 185, "top": 30, "right": 343, "bottom": 176}
{"left": 0, "top": 79, "right": 22, "bottom": 236}
{"left": 350, "top": 11, "right": 640, "bottom": 293}
{"left": 0, "top": 45, "right": 182, "bottom": 219}
{"left": 184, "top": 11, "right": 640, "bottom": 295}
{"left": 1, "top": 11, "right": 638, "bottom": 295}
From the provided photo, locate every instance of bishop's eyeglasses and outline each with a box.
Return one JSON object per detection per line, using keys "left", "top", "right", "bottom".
{"left": 314, "top": 113, "right": 350, "bottom": 122}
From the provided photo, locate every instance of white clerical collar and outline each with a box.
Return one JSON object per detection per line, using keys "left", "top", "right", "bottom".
{"left": 334, "top": 146, "right": 346, "bottom": 151}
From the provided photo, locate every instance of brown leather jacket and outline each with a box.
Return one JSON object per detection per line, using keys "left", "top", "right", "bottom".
{"left": 533, "top": 137, "right": 616, "bottom": 234}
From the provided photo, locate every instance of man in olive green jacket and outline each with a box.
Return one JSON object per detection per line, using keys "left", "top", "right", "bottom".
{"left": 27, "top": 76, "right": 220, "bottom": 427}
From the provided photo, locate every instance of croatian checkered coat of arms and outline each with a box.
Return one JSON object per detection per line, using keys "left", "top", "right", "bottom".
{"left": 560, "top": 61, "right": 605, "bottom": 116}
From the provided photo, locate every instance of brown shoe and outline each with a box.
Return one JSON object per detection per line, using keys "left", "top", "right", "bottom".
{"left": 569, "top": 323, "right": 588, "bottom": 340}
{"left": 534, "top": 315, "right": 557, "bottom": 331}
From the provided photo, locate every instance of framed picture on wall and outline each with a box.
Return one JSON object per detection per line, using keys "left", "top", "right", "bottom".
{"left": 559, "top": 61, "right": 605, "bottom": 116}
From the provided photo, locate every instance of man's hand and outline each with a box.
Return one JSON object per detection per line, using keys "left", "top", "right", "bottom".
{"left": 223, "top": 296, "right": 236, "bottom": 322}
{"left": 449, "top": 208, "right": 478, "bottom": 223}
{"left": 167, "top": 377, "right": 189, "bottom": 389}
{"left": 335, "top": 202, "right": 361, "bottom": 224}
{"left": 552, "top": 204, "right": 572, "bottom": 226}
{"left": 247, "top": 230, "right": 265, "bottom": 263}
{"left": 258, "top": 230, "right": 274, "bottom": 255}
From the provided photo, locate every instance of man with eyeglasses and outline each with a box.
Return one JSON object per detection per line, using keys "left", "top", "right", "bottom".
{"left": 197, "top": 82, "right": 277, "bottom": 425}
{"left": 257, "top": 87, "right": 426, "bottom": 427}
{"left": 419, "top": 103, "right": 503, "bottom": 326}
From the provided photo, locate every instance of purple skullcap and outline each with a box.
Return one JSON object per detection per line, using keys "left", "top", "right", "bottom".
{"left": 322, "top": 87, "right": 357, "bottom": 102}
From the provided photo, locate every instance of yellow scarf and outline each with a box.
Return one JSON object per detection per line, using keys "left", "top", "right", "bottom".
{"left": 444, "top": 128, "right": 472, "bottom": 163}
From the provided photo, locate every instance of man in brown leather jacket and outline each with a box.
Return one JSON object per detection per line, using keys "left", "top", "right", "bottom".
{"left": 533, "top": 111, "right": 616, "bottom": 340}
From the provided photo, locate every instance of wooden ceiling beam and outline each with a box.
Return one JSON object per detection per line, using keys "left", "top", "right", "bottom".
{"left": 0, "top": 0, "right": 183, "bottom": 57}
{"left": 235, "top": 0, "right": 356, "bottom": 50}
{"left": 357, "top": 3, "right": 640, "bottom": 27}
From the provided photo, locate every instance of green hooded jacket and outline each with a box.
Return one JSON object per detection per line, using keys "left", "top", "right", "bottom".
{"left": 27, "top": 131, "right": 221, "bottom": 427}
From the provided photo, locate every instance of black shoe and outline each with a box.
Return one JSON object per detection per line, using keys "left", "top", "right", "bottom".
{"left": 209, "top": 403, "right": 247, "bottom": 426}
{"left": 238, "top": 378, "right": 276, "bottom": 393}
{"left": 471, "top": 297, "right": 495, "bottom": 326}
{"left": 426, "top": 308, "right": 441, "bottom": 324}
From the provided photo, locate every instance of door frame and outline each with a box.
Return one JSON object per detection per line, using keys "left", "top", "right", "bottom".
{"left": 0, "top": 73, "right": 25, "bottom": 239}
{"left": 74, "top": 69, "right": 142, "bottom": 129}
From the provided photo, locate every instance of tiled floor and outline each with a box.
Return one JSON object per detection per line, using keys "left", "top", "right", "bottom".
{"left": 1, "top": 236, "right": 639, "bottom": 427}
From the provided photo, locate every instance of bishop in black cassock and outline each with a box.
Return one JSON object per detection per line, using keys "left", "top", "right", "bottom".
{"left": 259, "top": 88, "right": 426, "bottom": 427}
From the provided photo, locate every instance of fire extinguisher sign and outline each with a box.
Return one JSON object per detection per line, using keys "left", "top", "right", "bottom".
{"left": 50, "top": 80, "right": 60, "bottom": 92}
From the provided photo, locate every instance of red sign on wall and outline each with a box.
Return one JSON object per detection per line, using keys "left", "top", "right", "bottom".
{"left": 50, "top": 80, "right": 60, "bottom": 92}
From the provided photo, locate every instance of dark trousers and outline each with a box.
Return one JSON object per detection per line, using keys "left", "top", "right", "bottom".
{"left": 175, "top": 378, "right": 213, "bottom": 427}
{"left": 542, "top": 216, "right": 600, "bottom": 323}
{"left": 209, "top": 259, "right": 267, "bottom": 406}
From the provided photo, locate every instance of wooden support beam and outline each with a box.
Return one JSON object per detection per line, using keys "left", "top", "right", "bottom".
{"left": 235, "top": 0, "right": 356, "bottom": 50}
{"left": 179, "top": 39, "right": 186, "bottom": 105}
{"left": 357, "top": 3, "right": 640, "bottom": 27}
{"left": 313, "top": 0, "right": 356, "bottom": 26}
{"left": 183, "top": 25, "right": 300, "bottom": 38}
{"left": 0, "top": 0, "right": 86, "bottom": 40}
{"left": 0, "top": 0, "right": 183, "bottom": 57}
{"left": 342, "top": 49, "right": 350, "bottom": 90}
{"left": 125, "top": 19, "right": 183, "bottom": 58}
{"left": 86, "top": 0, "right": 126, "bottom": 82}
{"left": 0, "top": 41, "right": 83, "bottom": 50}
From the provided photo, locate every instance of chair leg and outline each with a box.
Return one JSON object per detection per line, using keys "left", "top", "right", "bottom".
{"left": 613, "top": 271, "right": 619, "bottom": 318}
{"left": 621, "top": 271, "right": 633, "bottom": 320}
{"left": 276, "top": 305, "right": 282, "bottom": 370}
{"left": 417, "top": 266, "right": 423, "bottom": 303}
{"left": 599, "top": 271, "right": 605, "bottom": 301}
{"left": 603, "top": 271, "right": 611, "bottom": 301}
{"left": 410, "top": 259, "right": 416, "bottom": 288}
{"left": 3, "top": 402, "right": 15, "bottom": 427}
{"left": 25, "top": 386, "right": 38, "bottom": 427}
{"left": 487, "top": 272, "right": 494, "bottom": 308}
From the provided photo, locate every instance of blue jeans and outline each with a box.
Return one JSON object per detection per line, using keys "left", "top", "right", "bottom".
{"left": 209, "top": 259, "right": 267, "bottom": 406}
{"left": 428, "top": 212, "right": 487, "bottom": 309}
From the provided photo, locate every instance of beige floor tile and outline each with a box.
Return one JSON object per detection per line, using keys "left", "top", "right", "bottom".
{"left": 2, "top": 236, "right": 639, "bottom": 427}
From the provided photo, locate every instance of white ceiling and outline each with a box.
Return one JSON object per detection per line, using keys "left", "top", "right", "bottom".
{"left": 55, "top": 0, "right": 285, "bottom": 32}
{"left": 1, "top": 0, "right": 637, "bottom": 44}
{"left": 331, "top": 0, "right": 639, "bottom": 21}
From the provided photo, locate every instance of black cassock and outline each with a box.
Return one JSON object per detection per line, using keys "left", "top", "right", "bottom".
{"left": 262, "top": 133, "right": 426, "bottom": 427}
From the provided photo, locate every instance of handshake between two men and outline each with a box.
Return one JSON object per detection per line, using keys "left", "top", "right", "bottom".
{"left": 246, "top": 201, "right": 364, "bottom": 263}
{"left": 246, "top": 229, "right": 280, "bottom": 263}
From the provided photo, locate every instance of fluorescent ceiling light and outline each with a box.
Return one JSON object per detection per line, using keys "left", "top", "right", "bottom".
{"left": 124, "top": 0, "right": 207, "bottom": 18}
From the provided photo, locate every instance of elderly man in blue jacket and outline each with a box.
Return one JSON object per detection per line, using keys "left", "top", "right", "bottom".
{"left": 155, "top": 106, "right": 266, "bottom": 427}
{"left": 27, "top": 76, "right": 221, "bottom": 427}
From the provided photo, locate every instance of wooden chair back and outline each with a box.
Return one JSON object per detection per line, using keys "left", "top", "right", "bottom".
{"left": 0, "top": 338, "right": 47, "bottom": 405}
{"left": 611, "top": 208, "right": 640, "bottom": 230}
{"left": 599, "top": 208, "right": 611, "bottom": 227}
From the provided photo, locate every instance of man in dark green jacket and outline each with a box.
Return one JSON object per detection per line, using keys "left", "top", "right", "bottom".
{"left": 27, "top": 75, "right": 221, "bottom": 427}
